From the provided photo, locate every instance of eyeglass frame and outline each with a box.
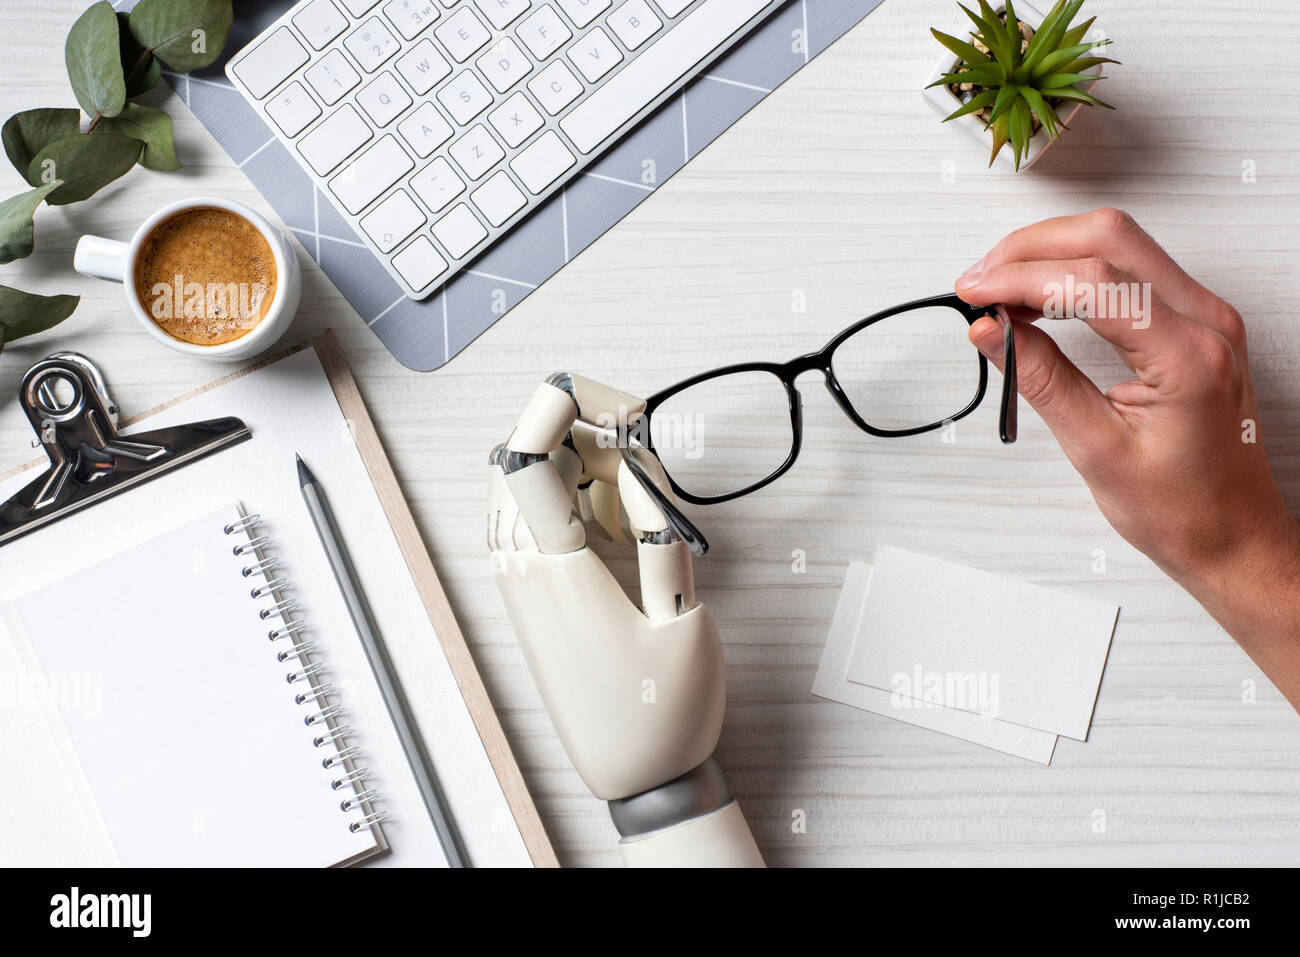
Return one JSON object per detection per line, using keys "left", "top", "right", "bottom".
{"left": 639, "top": 293, "right": 1017, "bottom": 506}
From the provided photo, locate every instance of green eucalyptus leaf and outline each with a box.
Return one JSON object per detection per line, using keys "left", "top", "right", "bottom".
{"left": 2, "top": 108, "right": 80, "bottom": 178}
{"left": 66, "top": 1, "right": 127, "bottom": 120}
{"left": 118, "top": 12, "right": 162, "bottom": 97}
{"left": 0, "top": 285, "right": 80, "bottom": 353}
{"left": 93, "top": 103, "right": 180, "bottom": 171}
{"left": 0, "top": 182, "right": 62, "bottom": 264}
{"left": 128, "top": 0, "right": 233, "bottom": 72}
{"left": 28, "top": 133, "right": 142, "bottom": 204}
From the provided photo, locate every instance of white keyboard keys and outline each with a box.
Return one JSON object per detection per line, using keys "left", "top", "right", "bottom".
{"left": 356, "top": 71, "right": 412, "bottom": 126}
{"left": 488, "top": 91, "right": 543, "bottom": 147}
{"left": 562, "top": 0, "right": 769, "bottom": 153}
{"left": 432, "top": 204, "right": 488, "bottom": 258}
{"left": 341, "top": 0, "right": 382, "bottom": 15}
{"left": 383, "top": 0, "right": 439, "bottom": 40}
{"left": 528, "top": 60, "right": 583, "bottom": 114}
{"left": 509, "top": 129, "right": 575, "bottom": 193}
{"left": 391, "top": 236, "right": 448, "bottom": 291}
{"left": 345, "top": 17, "right": 401, "bottom": 71}
{"left": 329, "top": 135, "right": 413, "bottom": 213}
{"left": 517, "top": 6, "right": 571, "bottom": 61}
{"left": 436, "top": 7, "right": 491, "bottom": 61}
{"left": 567, "top": 27, "right": 622, "bottom": 83}
{"left": 294, "top": 0, "right": 349, "bottom": 49}
{"left": 477, "top": 37, "right": 532, "bottom": 93}
{"left": 471, "top": 170, "right": 527, "bottom": 226}
{"left": 410, "top": 156, "right": 465, "bottom": 212}
{"left": 607, "top": 0, "right": 661, "bottom": 50}
{"left": 449, "top": 124, "right": 505, "bottom": 179}
{"left": 395, "top": 38, "right": 451, "bottom": 93}
{"left": 266, "top": 82, "right": 322, "bottom": 136}
{"left": 556, "top": 0, "right": 611, "bottom": 28}
{"left": 231, "top": 28, "right": 309, "bottom": 98}
{"left": 359, "top": 188, "right": 427, "bottom": 251}
{"left": 298, "top": 104, "right": 373, "bottom": 174}
{"left": 305, "top": 49, "right": 361, "bottom": 104}
{"left": 437, "top": 70, "right": 494, "bottom": 124}
{"left": 474, "top": 0, "right": 531, "bottom": 29}
{"left": 655, "top": 0, "right": 692, "bottom": 15}
{"left": 398, "top": 102, "right": 454, "bottom": 156}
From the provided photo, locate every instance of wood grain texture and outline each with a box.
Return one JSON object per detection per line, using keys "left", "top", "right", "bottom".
{"left": 2, "top": 0, "right": 1299, "bottom": 867}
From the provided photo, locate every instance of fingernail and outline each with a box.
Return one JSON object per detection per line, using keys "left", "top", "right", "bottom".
{"left": 972, "top": 318, "right": 1005, "bottom": 360}
{"left": 957, "top": 256, "right": 986, "bottom": 287}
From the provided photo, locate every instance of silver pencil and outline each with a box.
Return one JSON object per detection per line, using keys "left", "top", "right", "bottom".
{"left": 296, "top": 453, "right": 468, "bottom": 868}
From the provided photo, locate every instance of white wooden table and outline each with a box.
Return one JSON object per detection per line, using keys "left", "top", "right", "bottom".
{"left": 3, "top": 0, "right": 1299, "bottom": 866}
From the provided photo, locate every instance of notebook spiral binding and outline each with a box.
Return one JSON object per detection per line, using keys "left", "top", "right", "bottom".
{"left": 224, "top": 512, "right": 386, "bottom": 836}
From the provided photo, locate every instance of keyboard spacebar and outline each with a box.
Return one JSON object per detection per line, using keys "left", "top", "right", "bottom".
{"left": 560, "top": 0, "right": 771, "bottom": 154}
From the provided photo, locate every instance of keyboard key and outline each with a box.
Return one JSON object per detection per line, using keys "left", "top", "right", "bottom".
{"left": 231, "top": 27, "right": 309, "bottom": 98}
{"left": 395, "top": 38, "right": 451, "bottom": 94}
{"left": 305, "top": 49, "right": 362, "bottom": 104}
{"left": 448, "top": 124, "right": 505, "bottom": 179}
{"left": 435, "top": 7, "right": 490, "bottom": 61}
{"left": 345, "top": 17, "right": 401, "bottom": 71}
{"left": 329, "top": 135, "right": 414, "bottom": 213}
{"left": 567, "top": 27, "right": 622, "bottom": 83}
{"left": 562, "top": 0, "right": 768, "bottom": 153}
{"left": 432, "top": 204, "right": 488, "bottom": 258}
{"left": 383, "top": 0, "right": 439, "bottom": 40}
{"left": 477, "top": 37, "right": 532, "bottom": 94}
{"left": 528, "top": 60, "right": 583, "bottom": 114}
{"left": 471, "top": 170, "right": 526, "bottom": 226}
{"left": 341, "top": 0, "right": 382, "bottom": 14}
{"left": 294, "top": 0, "right": 349, "bottom": 49}
{"left": 265, "top": 81, "right": 322, "bottom": 137}
{"left": 359, "top": 188, "right": 426, "bottom": 251}
{"left": 474, "top": 0, "right": 531, "bottom": 30}
{"left": 356, "top": 71, "right": 412, "bottom": 126}
{"left": 607, "top": 0, "right": 661, "bottom": 50}
{"left": 391, "top": 236, "right": 448, "bottom": 291}
{"left": 509, "top": 129, "right": 575, "bottom": 193}
{"left": 516, "top": 5, "right": 572, "bottom": 60}
{"left": 556, "top": 0, "right": 611, "bottom": 28}
{"left": 437, "top": 70, "right": 493, "bottom": 124}
{"left": 488, "top": 91, "right": 543, "bottom": 147}
{"left": 410, "top": 156, "right": 465, "bottom": 212}
{"left": 398, "top": 102, "right": 454, "bottom": 156}
{"left": 298, "top": 104, "right": 373, "bottom": 174}
{"left": 655, "top": 0, "right": 692, "bottom": 15}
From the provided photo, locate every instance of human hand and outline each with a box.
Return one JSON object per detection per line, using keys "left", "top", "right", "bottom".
{"left": 954, "top": 208, "right": 1300, "bottom": 705}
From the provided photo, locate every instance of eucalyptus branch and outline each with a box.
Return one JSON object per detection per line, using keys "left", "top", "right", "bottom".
{"left": 0, "top": 0, "right": 233, "bottom": 356}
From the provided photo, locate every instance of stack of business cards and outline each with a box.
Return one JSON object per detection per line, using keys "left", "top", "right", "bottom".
{"left": 812, "top": 547, "right": 1120, "bottom": 764}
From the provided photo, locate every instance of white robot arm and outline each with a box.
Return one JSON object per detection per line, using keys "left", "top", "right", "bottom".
{"left": 487, "top": 373, "right": 764, "bottom": 867}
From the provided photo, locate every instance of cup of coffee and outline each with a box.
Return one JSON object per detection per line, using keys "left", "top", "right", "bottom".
{"left": 74, "top": 196, "right": 301, "bottom": 360}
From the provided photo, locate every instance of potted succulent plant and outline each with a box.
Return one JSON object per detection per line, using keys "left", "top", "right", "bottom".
{"left": 923, "top": 0, "right": 1115, "bottom": 170}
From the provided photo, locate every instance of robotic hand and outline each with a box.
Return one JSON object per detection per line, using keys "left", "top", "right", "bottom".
{"left": 488, "top": 373, "right": 764, "bottom": 867}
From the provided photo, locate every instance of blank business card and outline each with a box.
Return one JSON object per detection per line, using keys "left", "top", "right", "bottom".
{"left": 812, "top": 562, "right": 1058, "bottom": 764}
{"left": 844, "top": 547, "right": 1120, "bottom": 741}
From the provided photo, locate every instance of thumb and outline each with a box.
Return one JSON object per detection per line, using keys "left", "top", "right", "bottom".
{"left": 969, "top": 316, "right": 1123, "bottom": 459}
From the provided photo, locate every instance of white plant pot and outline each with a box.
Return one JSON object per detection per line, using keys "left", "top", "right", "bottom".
{"left": 922, "top": 1, "right": 1107, "bottom": 171}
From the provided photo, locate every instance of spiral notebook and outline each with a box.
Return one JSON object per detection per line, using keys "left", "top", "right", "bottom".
{"left": 0, "top": 335, "right": 554, "bottom": 867}
{"left": 0, "top": 504, "right": 383, "bottom": 867}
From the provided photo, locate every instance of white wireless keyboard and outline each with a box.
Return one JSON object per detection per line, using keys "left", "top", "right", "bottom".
{"left": 227, "top": 0, "right": 783, "bottom": 300}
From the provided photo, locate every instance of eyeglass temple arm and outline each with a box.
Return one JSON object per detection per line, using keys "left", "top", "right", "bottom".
{"left": 994, "top": 305, "right": 1018, "bottom": 445}
{"left": 618, "top": 444, "right": 709, "bottom": 556}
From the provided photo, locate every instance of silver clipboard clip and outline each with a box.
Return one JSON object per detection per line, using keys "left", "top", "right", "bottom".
{"left": 0, "top": 352, "right": 250, "bottom": 547}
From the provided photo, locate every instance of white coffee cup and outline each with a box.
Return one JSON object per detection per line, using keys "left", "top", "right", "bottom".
{"left": 74, "top": 196, "right": 301, "bottom": 361}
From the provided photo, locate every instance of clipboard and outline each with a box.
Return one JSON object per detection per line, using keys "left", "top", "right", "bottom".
{"left": 0, "top": 331, "right": 557, "bottom": 868}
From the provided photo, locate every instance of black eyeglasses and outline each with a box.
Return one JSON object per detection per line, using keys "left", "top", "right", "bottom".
{"left": 639, "top": 294, "right": 1017, "bottom": 506}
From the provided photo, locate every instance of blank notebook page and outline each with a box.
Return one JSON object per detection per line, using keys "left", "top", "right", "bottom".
{"left": 0, "top": 504, "right": 380, "bottom": 867}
